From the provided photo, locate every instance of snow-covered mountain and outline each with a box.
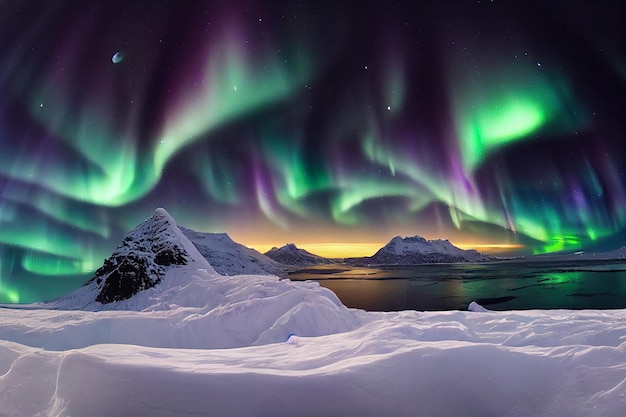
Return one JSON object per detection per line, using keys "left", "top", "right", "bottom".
{"left": 264, "top": 243, "right": 336, "bottom": 266}
{"left": 52, "top": 208, "right": 215, "bottom": 309}
{"left": 358, "top": 235, "right": 494, "bottom": 264}
{"left": 180, "top": 227, "right": 285, "bottom": 276}
{"left": 52, "top": 209, "right": 286, "bottom": 310}
{"left": 45, "top": 208, "right": 353, "bottom": 346}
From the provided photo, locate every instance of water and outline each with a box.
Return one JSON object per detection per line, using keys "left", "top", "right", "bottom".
{"left": 288, "top": 260, "right": 626, "bottom": 311}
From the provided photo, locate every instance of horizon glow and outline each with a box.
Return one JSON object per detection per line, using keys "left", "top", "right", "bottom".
{"left": 249, "top": 241, "right": 525, "bottom": 258}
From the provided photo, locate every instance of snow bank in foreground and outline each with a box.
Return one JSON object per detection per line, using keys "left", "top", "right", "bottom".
{"left": 2, "top": 268, "right": 363, "bottom": 350}
{"left": 2, "top": 304, "right": 626, "bottom": 416}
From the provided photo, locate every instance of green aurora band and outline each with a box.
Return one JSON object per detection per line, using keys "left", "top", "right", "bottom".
{"left": 0, "top": 1, "right": 624, "bottom": 302}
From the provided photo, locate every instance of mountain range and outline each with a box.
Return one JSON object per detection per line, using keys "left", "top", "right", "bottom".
{"left": 352, "top": 235, "right": 495, "bottom": 265}
{"left": 51, "top": 208, "right": 499, "bottom": 307}
{"left": 264, "top": 243, "right": 337, "bottom": 267}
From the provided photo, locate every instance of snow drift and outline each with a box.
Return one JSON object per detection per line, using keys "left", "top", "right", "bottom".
{"left": 1, "top": 306, "right": 626, "bottom": 417}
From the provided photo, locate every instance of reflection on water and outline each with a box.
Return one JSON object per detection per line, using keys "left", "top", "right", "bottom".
{"left": 288, "top": 260, "right": 626, "bottom": 311}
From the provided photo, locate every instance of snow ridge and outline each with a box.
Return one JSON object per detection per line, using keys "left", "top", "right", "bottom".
{"left": 180, "top": 227, "right": 285, "bottom": 276}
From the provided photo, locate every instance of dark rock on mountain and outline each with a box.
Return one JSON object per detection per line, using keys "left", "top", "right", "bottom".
{"left": 80, "top": 208, "right": 210, "bottom": 304}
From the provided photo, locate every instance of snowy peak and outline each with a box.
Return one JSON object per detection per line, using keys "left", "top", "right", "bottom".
{"left": 384, "top": 235, "right": 462, "bottom": 256}
{"left": 77, "top": 208, "right": 213, "bottom": 305}
{"left": 180, "top": 227, "right": 285, "bottom": 277}
{"left": 392, "top": 236, "right": 424, "bottom": 244}
{"left": 264, "top": 243, "right": 335, "bottom": 267}
{"left": 365, "top": 235, "right": 494, "bottom": 264}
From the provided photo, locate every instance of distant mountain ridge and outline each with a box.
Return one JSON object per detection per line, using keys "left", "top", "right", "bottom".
{"left": 52, "top": 209, "right": 497, "bottom": 309}
{"left": 265, "top": 243, "right": 336, "bottom": 267}
{"left": 352, "top": 235, "right": 494, "bottom": 265}
{"left": 180, "top": 227, "right": 285, "bottom": 276}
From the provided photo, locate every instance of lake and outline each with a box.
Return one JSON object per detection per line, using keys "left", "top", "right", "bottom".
{"left": 288, "top": 259, "right": 626, "bottom": 311}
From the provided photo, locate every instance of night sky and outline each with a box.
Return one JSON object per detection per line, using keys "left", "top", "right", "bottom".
{"left": 1, "top": 1, "right": 625, "bottom": 303}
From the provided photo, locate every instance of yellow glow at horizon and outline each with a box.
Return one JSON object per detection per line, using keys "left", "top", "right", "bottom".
{"left": 250, "top": 243, "right": 382, "bottom": 258}
{"left": 455, "top": 243, "right": 525, "bottom": 250}
{"left": 248, "top": 242, "right": 524, "bottom": 258}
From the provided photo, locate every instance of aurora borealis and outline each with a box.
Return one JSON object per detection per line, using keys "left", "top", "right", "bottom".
{"left": 0, "top": 1, "right": 624, "bottom": 303}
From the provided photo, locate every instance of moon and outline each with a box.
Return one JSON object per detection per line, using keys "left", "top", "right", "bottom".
{"left": 112, "top": 51, "right": 124, "bottom": 64}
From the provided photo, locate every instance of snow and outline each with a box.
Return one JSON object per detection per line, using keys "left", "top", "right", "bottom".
{"left": 4, "top": 269, "right": 361, "bottom": 349}
{"left": 181, "top": 227, "right": 285, "bottom": 276}
{"left": 1, "top": 209, "right": 625, "bottom": 416}
{"left": 366, "top": 235, "right": 493, "bottom": 263}
{"left": 149, "top": 208, "right": 215, "bottom": 270}
{"left": 468, "top": 300, "right": 490, "bottom": 312}
{"left": 2, "top": 270, "right": 626, "bottom": 416}
{"left": 386, "top": 235, "right": 463, "bottom": 255}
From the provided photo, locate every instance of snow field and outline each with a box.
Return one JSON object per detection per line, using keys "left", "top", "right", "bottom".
{"left": 2, "top": 292, "right": 626, "bottom": 416}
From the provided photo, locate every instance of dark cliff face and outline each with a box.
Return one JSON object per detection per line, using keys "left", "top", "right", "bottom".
{"left": 84, "top": 209, "right": 191, "bottom": 304}
{"left": 91, "top": 255, "right": 156, "bottom": 304}
{"left": 88, "top": 243, "right": 188, "bottom": 304}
